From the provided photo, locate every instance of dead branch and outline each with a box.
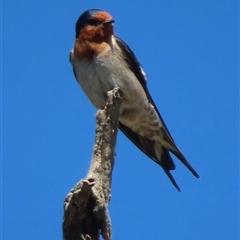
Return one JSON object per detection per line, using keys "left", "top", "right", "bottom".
{"left": 62, "top": 88, "right": 122, "bottom": 240}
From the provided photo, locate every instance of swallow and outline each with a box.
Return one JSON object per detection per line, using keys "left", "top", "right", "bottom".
{"left": 69, "top": 9, "right": 199, "bottom": 191}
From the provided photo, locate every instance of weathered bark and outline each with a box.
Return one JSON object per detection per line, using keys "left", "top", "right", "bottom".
{"left": 62, "top": 88, "right": 122, "bottom": 240}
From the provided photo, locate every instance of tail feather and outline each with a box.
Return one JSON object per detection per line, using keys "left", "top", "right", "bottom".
{"left": 119, "top": 122, "right": 199, "bottom": 191}
{"left": 154, "top": 141, "right": 175, "bottom": 170}
{"left": 159, "top": 148, "right": 180, "bottom": 191}
{"left": 163, "top": 169, "right": 181, "bottom": 192}
{"left": 169, "top": 147, "right": 200, "bottom": 178}
{"left": 161, "top": 131, "right": 200, "bottom": 178}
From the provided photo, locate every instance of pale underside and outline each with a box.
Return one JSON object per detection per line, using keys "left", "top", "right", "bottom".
{"left": 70, "top": 43, "right": 165, "bottom": 145}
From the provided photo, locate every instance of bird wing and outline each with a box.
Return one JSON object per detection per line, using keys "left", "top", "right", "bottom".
{"left": 115, "top": 36, "right": 174, "bottom": 140}
{"left": 115, "top": 37, "right": 199, "bottom": 190}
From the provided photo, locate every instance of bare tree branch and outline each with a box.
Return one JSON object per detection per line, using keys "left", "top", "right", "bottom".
{"left": 62, "top": 88, "right": 122, "bottom": 240}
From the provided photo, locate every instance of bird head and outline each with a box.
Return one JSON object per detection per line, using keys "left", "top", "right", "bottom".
{"left": 75, "top": 9, "right": 115, "bottom": 43}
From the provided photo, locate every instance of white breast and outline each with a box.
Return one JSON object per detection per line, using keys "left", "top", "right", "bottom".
{"left": 70, "top": 49, "right": 115, "bottom": 108}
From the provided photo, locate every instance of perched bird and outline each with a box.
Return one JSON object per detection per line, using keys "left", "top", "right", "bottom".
{"left": 70, "top": 9, "right": 199, "bottom": 191}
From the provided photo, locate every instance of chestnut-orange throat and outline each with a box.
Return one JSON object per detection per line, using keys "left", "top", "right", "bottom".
{"left": 74, "top": 23, "right": 114, "bottom": 61}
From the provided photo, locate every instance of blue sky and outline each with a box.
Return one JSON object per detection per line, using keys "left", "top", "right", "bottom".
{"left": 2, "top": 1, "right": 239, "bottom": 239}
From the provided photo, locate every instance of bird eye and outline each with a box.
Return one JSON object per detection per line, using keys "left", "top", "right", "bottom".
{"left": 87, "top": 19, "right": 100, "bottom": 26}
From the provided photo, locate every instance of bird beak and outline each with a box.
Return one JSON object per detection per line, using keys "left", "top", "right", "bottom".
{"left": 102, "top": 19, "right": 115, "bottom": 24}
